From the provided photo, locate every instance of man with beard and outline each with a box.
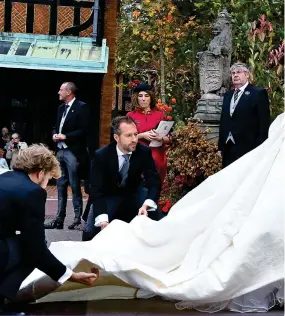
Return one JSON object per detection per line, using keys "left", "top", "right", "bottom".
{"left": 82, "top": 116, "right": 162, "bottom": 241}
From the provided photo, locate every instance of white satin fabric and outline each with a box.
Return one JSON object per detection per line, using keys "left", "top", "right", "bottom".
{"left": 19, "top": 113, "right": 285, "bottom": 312}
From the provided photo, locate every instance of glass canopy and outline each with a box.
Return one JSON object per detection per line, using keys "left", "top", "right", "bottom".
{"left": 0, "top": 32, "right": 109, "bottom": 73}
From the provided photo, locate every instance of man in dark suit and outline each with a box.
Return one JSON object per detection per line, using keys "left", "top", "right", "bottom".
{"left": 45, "top": 82, "right": 89, "bottom": 230}
{"left": 218, "top": 62, "right": 270, "bottom": 167}
{"left": 82, "top": 116, "right": 162, "bottom": 241}
{"left": 0, "top": 145, "right": 98, "bottom": 314}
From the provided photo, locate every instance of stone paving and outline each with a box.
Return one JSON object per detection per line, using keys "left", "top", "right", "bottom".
{"left": 45, "top": 199, "right": 84, "bottom": 245}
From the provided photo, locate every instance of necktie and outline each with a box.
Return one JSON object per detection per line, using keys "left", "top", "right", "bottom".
{"left": 234, "top": 89, "right": 240, "bottom": 104}
{"left": 119, "top": 154, "right": 130, "bottom": 187}
{"left": 63, "top": 104, "right": 70, "bottom": 117}
{"left": 230, "top": 89, "right": 241, "bottom": 116}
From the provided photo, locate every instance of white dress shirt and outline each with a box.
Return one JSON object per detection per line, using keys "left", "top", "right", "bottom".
{"left": 94, "top": 145, "right": 157, "bottom": 226}
{"left": 57, "top": 267, "right": 73, "bottom": 284}
{"left": 226, "top": 81, "right": 249, "bottom": 144}
{"left": 56, "top": 98, "right": 75, "bottom": 149}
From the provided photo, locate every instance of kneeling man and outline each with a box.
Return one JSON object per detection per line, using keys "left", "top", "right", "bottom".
{"left": 0, "top": 145, "right": 98, "bottom": 314}
{"left": 83, "top": 116, "right": 162, "bottom": 241}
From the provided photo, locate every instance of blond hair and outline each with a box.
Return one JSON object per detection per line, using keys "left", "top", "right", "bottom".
{"left": 13, "top": 144, "right": 61, "bottom": 179}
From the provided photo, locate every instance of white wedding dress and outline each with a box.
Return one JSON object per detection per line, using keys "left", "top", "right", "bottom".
{"left": 18, "top": 113, "right": 285, "bottom": 312}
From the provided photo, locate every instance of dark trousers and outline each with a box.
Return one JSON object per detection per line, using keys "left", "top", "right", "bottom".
{"left": 56, "top": 149, "right": 83, "bottom": 221}
{"left": 0, "top": 237, "right": 33, "bottom": 300}
{"left": 222, "top": 140, "right": 244, "bottom": 168}
{"left": 82, "top": 188, "right": 165, "bottom": 241}
{"left": 82, "top": 194, "right": 139, "bottom": 241}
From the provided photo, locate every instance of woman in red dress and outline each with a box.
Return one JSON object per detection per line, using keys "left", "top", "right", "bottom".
{"left": 127, "top": 83, "right": 170, "bottom": 182}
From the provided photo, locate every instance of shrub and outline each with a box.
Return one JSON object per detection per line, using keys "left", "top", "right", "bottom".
{"left": 159, "top": 120, "right": 222, "bottom": 212}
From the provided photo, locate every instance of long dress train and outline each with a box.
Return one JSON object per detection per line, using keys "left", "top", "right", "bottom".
{"left": 18, "top": 113, "right": 285, "bottom": 312}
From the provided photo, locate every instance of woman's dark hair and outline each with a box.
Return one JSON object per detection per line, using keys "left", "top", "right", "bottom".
{"left": 131, "top": 90, "right": 156, "bottom": 110}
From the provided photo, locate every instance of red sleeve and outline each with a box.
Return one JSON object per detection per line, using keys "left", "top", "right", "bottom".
{"left": 160, "top": 111, "right": 166, "bottom": 120}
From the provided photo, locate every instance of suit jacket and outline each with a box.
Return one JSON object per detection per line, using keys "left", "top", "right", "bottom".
{"left": 218, "top": 83, "right": 270, "bottom": 155}
{"left": 0, "top": 170, "right": 66, "bottom": 297}
{"left": 90, "top": 142, "right": 162, "bottom": 218}
{"left": 54, "top": 99, "right": 90, "bottom": 177}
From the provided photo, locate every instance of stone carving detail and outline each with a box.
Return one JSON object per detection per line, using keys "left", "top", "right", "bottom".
{"left": 195, "top": 9, "right": 232, "bottom": 140}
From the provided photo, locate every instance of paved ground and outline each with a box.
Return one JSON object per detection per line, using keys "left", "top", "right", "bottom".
{"left": 45, "top": 199, "right": 85, "bottom": 245}
{"left": 27, "top": 191, "right": 283, "bottom": 315}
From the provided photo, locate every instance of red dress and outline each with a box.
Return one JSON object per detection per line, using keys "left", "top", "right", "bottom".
{"left": 127, "top": 109, "right": 167, "bottom": 182}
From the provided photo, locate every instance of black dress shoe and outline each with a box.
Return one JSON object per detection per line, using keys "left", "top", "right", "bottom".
{"left": 44, "top": 220, "right": 63, "bottom": 229}
{"left": 68, "top": 218, "right": 81, "bottom": 230}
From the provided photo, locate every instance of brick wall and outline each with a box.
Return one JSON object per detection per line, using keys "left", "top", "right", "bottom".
{"left": 0, "top": 2, "right": 92, "bottom": 36}
{"left": 11, "top": 2, "right": 26, "bottom": 33}
{"left": 99, "top": 0, "right": 119, "bottom": 147}
{"left": 34, "top": 4, "right": 50, "bottom": 34}
{"left": 0, "top": 2, "right": 4, "bottom": 31}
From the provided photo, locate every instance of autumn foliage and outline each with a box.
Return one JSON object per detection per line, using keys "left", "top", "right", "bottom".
{"left": 159, "top": 120, "right": 222, "bottom": 212}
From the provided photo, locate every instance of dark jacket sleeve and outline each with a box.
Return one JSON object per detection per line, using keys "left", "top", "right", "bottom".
{"left": 143, "top": 148, "right": 162, "bottom": 203}
{"left": 256, "top": 88, "right": 270, "bottom": 146}
{"left": 65, "top": 102, "right": 90, "bottom": 142}
{"left": 218, "top": 96, "right": 227, "bottom": 152}
{"left": 18, "top": 188, "right": 66, "bottom": 281}
{"left": 90, "top": 151, "right": 107, "bottom": 217}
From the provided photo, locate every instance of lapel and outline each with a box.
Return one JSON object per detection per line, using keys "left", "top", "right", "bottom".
{"left": 109, "top": 142, "right": 120, "bottom": 183}
{"left": 232, "top": 83, "right": 253, "bottom": 116}
{"left": 58, "top": 104, "right": 65, "bottom": 120}
{"left": 224, "top": 90, "right": 234, "bottom": 116}
{"left": 63, "top": 99, "right": 77, "bottom": 125}
{"left": 127, "top": 145, "right": 140, "bottom": 178}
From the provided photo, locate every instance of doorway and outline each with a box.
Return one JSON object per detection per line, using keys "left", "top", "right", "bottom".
{"left": 0, "top": 67, "right": 103, "bottom": 152}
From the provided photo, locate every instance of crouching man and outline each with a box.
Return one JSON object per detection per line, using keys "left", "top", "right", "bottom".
{"left": 0, "top": 144, "right": 98, "bottom": 315}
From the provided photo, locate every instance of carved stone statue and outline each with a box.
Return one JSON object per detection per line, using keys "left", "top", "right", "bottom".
{"left": 195, "top": 9, "right": 232, "bottom": 140}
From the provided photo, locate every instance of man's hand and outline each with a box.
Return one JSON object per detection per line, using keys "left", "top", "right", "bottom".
{"left": 138, "top": 204, "right": 148, "bottom": 216}
{"left": 52, "top": 134, "right": 58, "bottom": 142}
{"left": 99, "top": 221, "right": 109, "bottom": 230}
{"left": 69, "top": 268, "right": 99, "bottom": 286}
{"left": 56, "top": 133, "right": 66, "bottom": 141}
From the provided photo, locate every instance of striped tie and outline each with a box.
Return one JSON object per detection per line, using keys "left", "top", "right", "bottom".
{"left": 119, "top": 154, "right": 130, "bottom": 187}
{"left": 234, "top": 89, "right": 240, "bottom": 104}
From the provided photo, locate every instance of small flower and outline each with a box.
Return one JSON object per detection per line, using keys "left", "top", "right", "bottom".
{"left": 167, "top": 115, "right": 173, "bottom": 120}
{"left": 133, "top": 10, "right": 141, "bottom": 19}
{"left": 171, "top": 98, "right": 176, "bottom": 104}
